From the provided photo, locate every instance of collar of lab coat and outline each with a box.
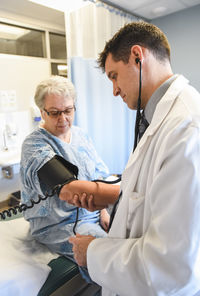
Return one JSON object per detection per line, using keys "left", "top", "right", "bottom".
{"left": 125, "top": 74, "right": 189, "bottom": 171}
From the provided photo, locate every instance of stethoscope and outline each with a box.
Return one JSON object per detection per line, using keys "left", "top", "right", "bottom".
{"left": 133, "top": 57, "right": 142, "bottom": 151}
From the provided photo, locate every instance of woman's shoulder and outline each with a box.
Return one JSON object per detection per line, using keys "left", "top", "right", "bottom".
{"left": 22, "top": 127, "right": 54, "bottom": 149}
{"left": 24, "top": 127, "right": 50, "bottom": 139}
{"left": 21, "top": 128, "right": 55, "bottom": 163}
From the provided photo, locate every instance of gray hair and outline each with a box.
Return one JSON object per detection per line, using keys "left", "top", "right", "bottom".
{"left": 34, "top": 76, "right": 76, "bottom": 109}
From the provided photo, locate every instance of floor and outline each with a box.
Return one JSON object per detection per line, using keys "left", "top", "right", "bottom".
{"left": 0, "top": 190, "right": 21, "bottom": 221}
{"left": 0, "top": 199, "right": 10, "bottom": 211}
{"left": 0, "top": 171, "right": 20, "bottom": 215}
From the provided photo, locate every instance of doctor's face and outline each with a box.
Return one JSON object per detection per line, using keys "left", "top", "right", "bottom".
{"left": 105, "top": 53, "right": 140, "bottom": 110}
{"left": 41, "top": 93, "right": 75, "bottom": 138}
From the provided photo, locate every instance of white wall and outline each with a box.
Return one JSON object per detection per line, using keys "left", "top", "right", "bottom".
{"left": 0, "top": 53, "right": 50, "bottom": 203}
{"left": 0, "top": 55, "right": 50, "bottom": 111}
{"left": 153, "top": 4, "right": 200, "bottom": 92}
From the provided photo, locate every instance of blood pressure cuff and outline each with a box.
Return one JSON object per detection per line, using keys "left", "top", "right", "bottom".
{"left": 37, "top": 155, "right": 79, "bottom": 193}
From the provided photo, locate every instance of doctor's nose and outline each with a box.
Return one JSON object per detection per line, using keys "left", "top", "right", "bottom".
{"left": 113, "top": 85, "right": 120, "bottom": 97}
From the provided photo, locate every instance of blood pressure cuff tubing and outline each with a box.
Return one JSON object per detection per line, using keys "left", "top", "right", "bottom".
{"left": 37, "top": 155, "right": 79, "bottom": 193}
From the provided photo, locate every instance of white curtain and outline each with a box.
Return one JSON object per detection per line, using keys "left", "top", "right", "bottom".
{"left": 65, "top": 2, "right": 138, "bottom": 174}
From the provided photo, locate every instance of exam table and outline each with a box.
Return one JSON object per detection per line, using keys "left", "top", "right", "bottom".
{"left": 0, "top": 214, "right": 100, "bottom": 296}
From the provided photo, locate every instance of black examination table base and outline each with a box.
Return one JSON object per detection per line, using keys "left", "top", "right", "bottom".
{"left": 38, "top": 256, "right": 101, "bottom": 296}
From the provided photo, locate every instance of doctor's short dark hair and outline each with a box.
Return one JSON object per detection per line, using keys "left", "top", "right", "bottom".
{"left": 97, "top": 21, "right": 171, "bottom": 72}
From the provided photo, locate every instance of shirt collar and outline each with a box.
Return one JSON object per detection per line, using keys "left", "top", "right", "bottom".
{"left": 144, "top": 74, "right": 178, "bottom": 124}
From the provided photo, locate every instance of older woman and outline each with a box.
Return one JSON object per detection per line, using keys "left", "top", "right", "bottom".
{"left": 20, "top": 76, "right": 109, "bottom": 278}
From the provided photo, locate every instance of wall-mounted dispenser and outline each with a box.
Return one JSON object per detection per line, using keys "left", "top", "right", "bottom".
{"left": 31, "top": 106, "right": 41, "bottom": 123}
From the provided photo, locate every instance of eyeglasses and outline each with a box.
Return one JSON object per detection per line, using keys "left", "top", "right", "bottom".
{"left": 43, "top": 106, "right": 76, "bottom": 118}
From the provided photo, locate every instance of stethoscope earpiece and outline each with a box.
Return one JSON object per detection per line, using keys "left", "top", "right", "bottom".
{"left": 135, "top": 57, "right": 141, "bottom": 64}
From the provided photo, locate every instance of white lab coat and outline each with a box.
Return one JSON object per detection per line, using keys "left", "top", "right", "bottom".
{"left": 87, "top": 75, "right": 200, "bottom": 296}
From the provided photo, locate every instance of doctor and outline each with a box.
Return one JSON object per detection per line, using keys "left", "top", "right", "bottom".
{"left": 60, "top": 21, "right": 200, "bottom": 295}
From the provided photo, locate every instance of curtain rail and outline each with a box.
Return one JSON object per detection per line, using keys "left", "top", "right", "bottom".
{"left": 84, "top": 0, "right": 147, "bottom": 21}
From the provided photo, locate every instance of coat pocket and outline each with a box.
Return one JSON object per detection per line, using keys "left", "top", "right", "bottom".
{"left": 127, "top": 192, "right": 145, "bottom": 237}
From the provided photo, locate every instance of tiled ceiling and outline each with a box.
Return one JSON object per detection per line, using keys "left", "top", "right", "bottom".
{"left": 103, "top": 0, "right": 200, "bottom": 20}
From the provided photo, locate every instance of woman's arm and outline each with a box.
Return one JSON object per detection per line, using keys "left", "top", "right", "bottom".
{"left": 59, "top": 180, "right": 120, "bottom": 210}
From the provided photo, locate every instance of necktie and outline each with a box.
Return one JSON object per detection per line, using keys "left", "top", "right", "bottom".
{"left": 138, "top": 110, "right": 149, "bottom": 141}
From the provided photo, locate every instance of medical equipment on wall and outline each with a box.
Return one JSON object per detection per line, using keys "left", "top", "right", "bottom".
{"left": 31, "top": 106, "right": 41, "bottom": 122}
{"left": 0, "top": 154, "right": 121, "bottom": 234}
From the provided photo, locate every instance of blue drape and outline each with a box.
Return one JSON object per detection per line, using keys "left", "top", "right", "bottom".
{"left": 70, "top": 57, "right": 136, "bottom": 174}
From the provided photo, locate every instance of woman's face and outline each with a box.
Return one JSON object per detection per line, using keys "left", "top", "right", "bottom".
{"left": 41, "top": 93, "right": 75, "bottom": 139}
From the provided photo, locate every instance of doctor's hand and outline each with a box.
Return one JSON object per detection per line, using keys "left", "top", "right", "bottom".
{"left": 59, "top": 180, "right": 108, "bottom": 210}
{"left": 74, "top": 192, "right": 107, "bottom": 211}
{"left": 59, "top": 180, "right": 80, "bottom": 204}
{"left": 59, "top": 180, "right": 94, "bottom": 206}
{"left": 69, "top": 234, "right": 95, "bottom": 266}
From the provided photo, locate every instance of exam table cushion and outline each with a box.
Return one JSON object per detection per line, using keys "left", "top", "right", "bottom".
{"left": 0, "top": 217, "right": 58, "bottom": 296}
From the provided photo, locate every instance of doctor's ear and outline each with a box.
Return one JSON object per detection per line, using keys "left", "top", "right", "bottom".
{"left": 130, "top": 45, "right": 143, "bottom": 65}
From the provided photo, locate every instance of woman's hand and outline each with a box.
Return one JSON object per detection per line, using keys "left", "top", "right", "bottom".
{"left": 100, "top": 209, "right": 110, "bottom": 232}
